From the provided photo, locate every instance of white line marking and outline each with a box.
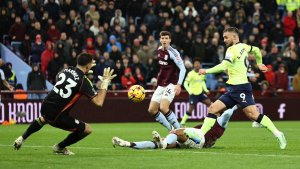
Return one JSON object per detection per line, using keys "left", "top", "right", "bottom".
{"left": 1, "top": 144, "right": 299, "bottom": 158}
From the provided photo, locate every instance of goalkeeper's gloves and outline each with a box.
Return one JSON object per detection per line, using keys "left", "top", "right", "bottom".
{"left": 97, "top": 67, "right": 117, "bottom": 90}
{"left": 88, "top": 60, "right": 97, "bottom": 74}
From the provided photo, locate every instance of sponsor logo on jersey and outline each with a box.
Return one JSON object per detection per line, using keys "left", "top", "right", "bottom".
{"left": 159, "top": 60, "right": 168, "bottom": 65}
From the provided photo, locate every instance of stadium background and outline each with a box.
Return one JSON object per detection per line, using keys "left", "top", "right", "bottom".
{"left": 1, "top": 0, "right": 300, "bottom": 122}
{"left": 0, "top": 1, "right": 300, "bottom": 169}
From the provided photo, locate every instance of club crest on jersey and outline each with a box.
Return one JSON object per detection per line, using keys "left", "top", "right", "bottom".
{"left": 175, "top": 55, "right": 182, "bottom": 62}
{"left": 164, "top": 55, "right": 168, "bottom": 60}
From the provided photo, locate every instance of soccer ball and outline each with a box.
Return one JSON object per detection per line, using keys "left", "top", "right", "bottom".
{"left": 128, "top": 85, "right": 146, "bottom": 102}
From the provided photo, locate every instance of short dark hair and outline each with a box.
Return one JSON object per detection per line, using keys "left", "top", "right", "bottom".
{"left": 160, "top": 31, "right": 172, "bottom": 39}
{"left": 223, "top": 27, "right": 239, "bottom": 35}
{"left": 77, "top": 53, "right": 93, "bottom": 66}
{"left": 193, "top": 57, "right": 201, "bottom": 63}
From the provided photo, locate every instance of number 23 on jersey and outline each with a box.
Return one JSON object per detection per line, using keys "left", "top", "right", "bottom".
{"left": 53, "top": 73, "right": 77, "bottom": 98}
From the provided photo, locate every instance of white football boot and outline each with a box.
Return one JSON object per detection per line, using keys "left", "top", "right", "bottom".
{"left": 276, "top": 132, "right": 287, "bottom": 149}
{"left": 53, "top": 144, "right": 75, "bottom": 155}
{"left": 112, "top": 137, "right": 131, "bottom": 147}
{"left": 13, "top": 136, "right": 24, "bottom": 150}
{"left": 152, "top": 131, "right": 167, "bottom": 149}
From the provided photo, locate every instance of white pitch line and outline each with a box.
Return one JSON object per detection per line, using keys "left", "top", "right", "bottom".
{"left": 1, "top": 144, "right": 299, "bottom": 159}
{"left": 185, "top": 151, "right": 300, "bottom": 158}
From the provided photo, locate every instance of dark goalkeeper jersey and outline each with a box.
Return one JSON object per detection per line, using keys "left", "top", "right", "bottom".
{"left": 42, "top": 66, "right": 97, "bottom": 119}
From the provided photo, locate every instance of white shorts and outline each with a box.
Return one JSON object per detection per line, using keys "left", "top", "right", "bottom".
{"left": 178, "top": 128, "right": 205, "bottom": 149}
{"left": 151, "top": 84, "right": 176, "bottom": 103}
{"left": 177, "top": 138, "right": 205, "bottom": 149}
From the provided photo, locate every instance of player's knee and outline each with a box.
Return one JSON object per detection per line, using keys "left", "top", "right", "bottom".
{"left": 159, "top": 106, "right": 168, "bottom": 114}
{"left": 148, "top": 107, "right": 157, "bottom": 115}
{"left": 84, "top": 124, "right": 93, "bottom": 135}
{"left": 243, "top": 106, "right": 260, "bottom": 120}
{"left": 245, "top": 112, "right": 258, "bottom": 120}
{"left": 39, "top": 117, "right": 47, "bottom": 124}
{"left": 208, "top": 105, "right": 216, "bottom": 114}
{"left": 174, "top": 129, "right": 185, "bottom": 136}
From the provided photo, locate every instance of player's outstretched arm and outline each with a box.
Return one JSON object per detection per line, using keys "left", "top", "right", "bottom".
{"left": 199, "top": 60, "right": 230, "bottom": 75}
{"left": 92, "top": 67, "right": 117, "bottom": 107}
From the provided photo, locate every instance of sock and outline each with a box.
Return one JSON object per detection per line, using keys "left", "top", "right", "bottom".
{"left": 256, "top": 114, "right": 281, "bottom": 137}
{"left": 164, "top": 133, "right": 177, "bottom": 145}
{"left": 180, "top": 111, "right": 191, "bottom": 124}
{"left": 200, "top": 113, "right": 217, "bottom": 134}
{"left": 153, "top": 112, "right": 172, "bottom": 131}
{"left": 165, "top": 110, "right": 181, "bottom": 129}
{"left": 22, "top": 118, "right": 45, "bottom": 140}
{"left": 217, "top": 105, "right": 237, "bottom": 128}
{"left": 131, "top": 141, "right": 157, "bottom": 149}
{"left": 58, "top": 132, "right": 87, "bottom": 148}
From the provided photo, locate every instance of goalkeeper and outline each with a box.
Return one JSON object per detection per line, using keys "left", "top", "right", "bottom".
{"left": 181, "top": 58, "right": 211, "bottom": 126}
{"left": 13, "top": 53, "right": 116, "bottom": 155}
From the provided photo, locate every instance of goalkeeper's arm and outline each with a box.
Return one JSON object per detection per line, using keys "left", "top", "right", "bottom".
{"left": 91, "top": 67, "right": 116, "bottom": 107}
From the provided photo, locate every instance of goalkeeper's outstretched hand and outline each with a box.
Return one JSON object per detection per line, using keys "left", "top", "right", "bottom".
{"left": 98, "top": 67, "right": 117, "bottom": 90}
{"left": 88, "top": 60, "right": 97, "bottom": 74}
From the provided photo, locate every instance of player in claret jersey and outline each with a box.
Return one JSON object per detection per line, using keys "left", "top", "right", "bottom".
{"left": 186, "top": 27, "right": 286, "bottom": 149}
{"left": 148, "top": 31, "right": 186, "bottom": 131}
{"left": 112, "top": 105, "right": 238, "bottom": 149}
{"left": 13, "top": 53, "right": 116, "bottom": 155}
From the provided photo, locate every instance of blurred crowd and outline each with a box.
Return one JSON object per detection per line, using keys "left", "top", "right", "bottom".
{"left": 0, "top": 0, "right": 300, "bottom": 93}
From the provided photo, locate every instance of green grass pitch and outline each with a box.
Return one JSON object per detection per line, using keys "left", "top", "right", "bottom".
{"left": 1, "top": 122, "right": 300, "bottom": 169}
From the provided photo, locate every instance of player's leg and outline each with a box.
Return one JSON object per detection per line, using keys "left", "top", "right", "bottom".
{"left": 200, "top": 100, "right": 227, "bottom": 134}
{"left": 112, "top": 136, "right": 158, "bottom": 149}
{"left": 243, "top": 105, "right": 286, "bottom": 149}
{"left": 160, "top": 128, "right": 205, "bottom": 149}
{"left": 202, "top": 98, "right": 212, "bottom": 107}
{"left": 180, "top": 95, "right": 197, "bottom": 126}
{"left": 160, "top": 84, "right": 181, "bottom": 129}
{"left": 180, "top": 104, "right": 194, "bottom": 126}
{"left": 13, "top": 116, "right": 47, "bottom": 150}
{"left": 183, "top": 96, "right": 231, "bottom": 140}
{"left": 148, "top": 86, "right": 172, "bottom": 131}
{"left": 198, "top": 91, "right": 236, "bottom": 134}
{"left": 216, "top": 105, "right": 238, "bottom": 128}
{"left": 52, "top": 115, "right": 92, "bottom": 155}
{"left": 160, "top": 99, "right": 181, "bottom": 129}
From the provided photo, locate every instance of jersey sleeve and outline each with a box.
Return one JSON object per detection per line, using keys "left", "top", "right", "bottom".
{"left": 251, "top": 46, "right": 263, "bottom": 65}
{"left": 244, "top": 44, "right": 252, "bottom": 53}
{"left": 80, "top": 76, "right": 98, "bottom": 99}
{"left": 201, "top": 76, "right": 209, "bottom": 93}
{"left": 183, "top": 71, "right": 192, "bottom": 94}
{"left": 206, "top": 60, "right": 231, "bottom": 74}
{"left": 169, "top": 48, "right": 186, "bottom": 85}
{"left": 224, "top": 47, "right": 235, "bottom": 63}
{"left": 0, "top": 69, "right": 5, "bottom": 80}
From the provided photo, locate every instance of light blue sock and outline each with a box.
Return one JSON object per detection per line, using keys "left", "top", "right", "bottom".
{"left": 165, "top": 110, "right": 181, "bottom": 129}
{"left": 132, "top": 141, "right": 157, "bottom": 149}
{"left": 164, "top": 133, "right": 177, "bottom": 145}
{"left": 154, "top": 112, "right": 172, "bottom": 131}
{"left": 217, "top": 105, "right": 238, "bottom": 128}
